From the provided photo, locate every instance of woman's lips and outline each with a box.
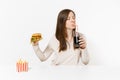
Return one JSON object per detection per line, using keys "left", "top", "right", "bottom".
{"left": 72, "top": 24, "right": 76, "bottom": 27}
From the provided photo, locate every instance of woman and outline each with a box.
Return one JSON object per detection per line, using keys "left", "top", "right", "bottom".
{"left": 32, "top": 9, "right": 89, "bottom": 65}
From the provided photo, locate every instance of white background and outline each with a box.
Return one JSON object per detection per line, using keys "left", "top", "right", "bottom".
{"left": 0, "top": 0, "right": 120, "bottom": 80}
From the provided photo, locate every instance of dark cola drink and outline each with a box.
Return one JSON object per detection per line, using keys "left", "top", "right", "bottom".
{"left": 74, "top": 32, "right": 80, "bottom": 48}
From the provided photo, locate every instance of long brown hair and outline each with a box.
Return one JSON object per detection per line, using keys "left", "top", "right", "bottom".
{"left": 55, "top": 9, "right": 75, "bottom": 52}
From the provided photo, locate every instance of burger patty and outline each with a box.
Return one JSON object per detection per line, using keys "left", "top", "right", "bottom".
{"left": 31, "top": 33, "right": 42, "bottom": 43}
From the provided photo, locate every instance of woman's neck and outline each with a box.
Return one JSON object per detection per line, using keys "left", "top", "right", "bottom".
{"left": 66, "top": 29, "right": 73, "bottom": 42}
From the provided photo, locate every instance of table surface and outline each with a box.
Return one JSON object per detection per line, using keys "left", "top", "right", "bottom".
{"left": 0, "top": 64, "right": 120, "bottom": 80}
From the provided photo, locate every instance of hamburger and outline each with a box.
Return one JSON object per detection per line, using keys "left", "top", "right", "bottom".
{"left": 31, "top": 33, "right": 42, "bottom": 43}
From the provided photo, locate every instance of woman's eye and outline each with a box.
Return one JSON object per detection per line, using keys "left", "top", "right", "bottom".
{"left": 67, "top": 17, "right": 75, "bottom": 20}
{"left": 72, "top": 17, "right": 75, "bottom": 20}
{"left": 67, "top": 18, "right": 70, "bottom": 20}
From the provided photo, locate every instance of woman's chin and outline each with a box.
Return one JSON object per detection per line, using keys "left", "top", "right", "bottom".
{"left": 72, "top": 27, "right": 76, "bottom": 29}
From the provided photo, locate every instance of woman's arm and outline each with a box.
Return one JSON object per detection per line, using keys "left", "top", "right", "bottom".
{"left": 79, "top": 33, "right": 89, "bottom": 65}
{"left": 80, "top": 48, "right": 89, "bottom": 65}
{"left": 32, "top": 42, "right": 54, "bottom": 62}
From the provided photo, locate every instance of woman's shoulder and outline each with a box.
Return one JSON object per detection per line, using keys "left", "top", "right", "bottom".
{"left": 49, "top": 34, "right": 58, "bottom": 42}
{"left": 48, "top": 34, "right": 59, "bottom": 48}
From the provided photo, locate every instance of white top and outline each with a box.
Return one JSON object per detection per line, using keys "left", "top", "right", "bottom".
{"left": 32, "top": 34, "right": 89, "bottom": 66}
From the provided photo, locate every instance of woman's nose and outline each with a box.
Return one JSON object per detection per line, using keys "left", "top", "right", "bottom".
{"left": 71, "top": 19, "right": 75, "bottom": 23}
{"left": 71, "top": 18, "right": 75, "bottom": 21}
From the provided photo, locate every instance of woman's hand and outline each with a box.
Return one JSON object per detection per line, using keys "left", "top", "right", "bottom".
{"left": 79, "top": 36, "right": 86, "bottom": 49}
{"left": 32, "top": 41, "right": 39, "bottom": 46}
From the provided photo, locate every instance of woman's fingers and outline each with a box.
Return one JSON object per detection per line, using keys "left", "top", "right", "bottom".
{"left": 32, "top": 41, "right": 39, "bottom": 46}
{"left": 79, "top": 37, "right": 85, "bottom": 44}
{"left": 79, "top": 36, "right": 86, "bottom": 49}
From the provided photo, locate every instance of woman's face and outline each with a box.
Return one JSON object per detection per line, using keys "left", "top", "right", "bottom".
{"left": 65, "top": 12, "right": 76, "bottom": 30}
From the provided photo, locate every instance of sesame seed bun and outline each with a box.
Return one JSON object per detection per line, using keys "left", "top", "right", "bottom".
{"left": 31, "top": 33, "right": 42, "bottom": 43}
